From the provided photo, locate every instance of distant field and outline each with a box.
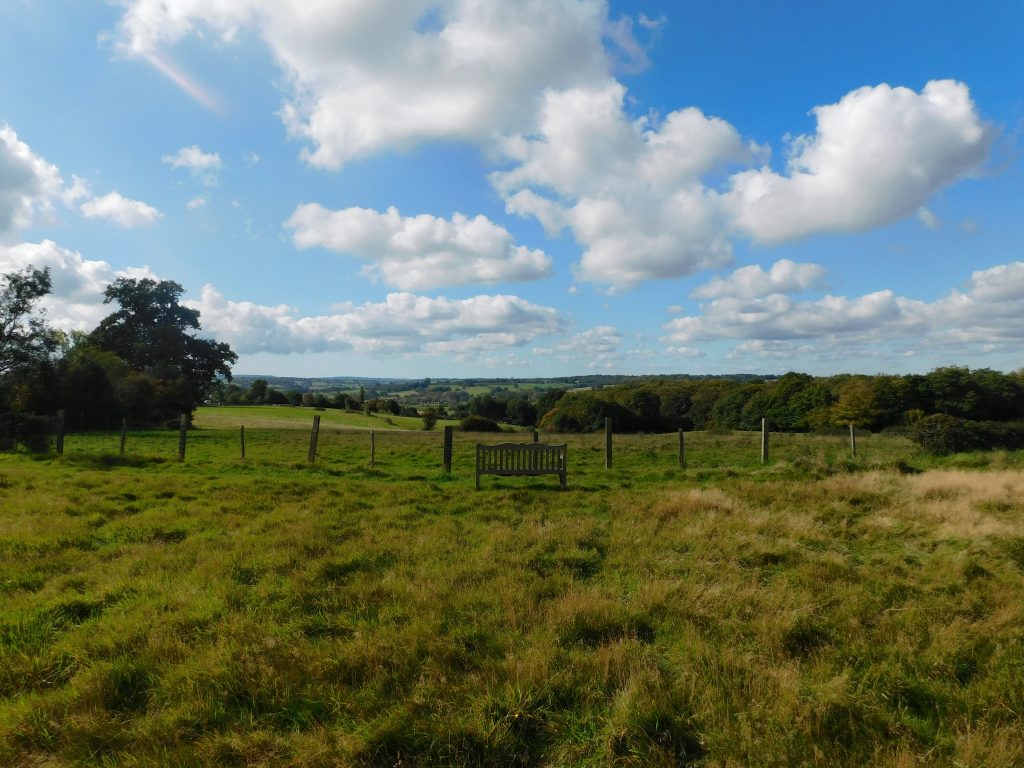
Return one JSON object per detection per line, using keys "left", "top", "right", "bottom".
{"left": 2, "top": 429, "right": 1023, "bottom": 766}
{"left": 195, "top": 405, "right": 459, "bottom": 432}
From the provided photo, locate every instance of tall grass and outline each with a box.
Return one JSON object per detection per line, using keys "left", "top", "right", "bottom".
{"left": 1, "top": 423, "right": 1022, "bottom": 766}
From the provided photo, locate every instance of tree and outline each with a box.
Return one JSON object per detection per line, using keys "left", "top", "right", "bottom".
{"left": 0, "top": 266, "right": 55, "bottom": 381}
{"left": 421, "top": 408, "right": 440, "bottom": 430}
{"left": 0, "top": 266, "right": 63, "bottom": 415}
{"left": 89, "top": 278, "right": 237, "bottom": 420}
{"left": 831, "top": 378, "right": 881, "bottom": 428}
{"left": 505, "top": 397, "right": 537, "bottom": 427}
{"left": 247, "top": 379, "right": 269, "bottom": 404}
{"left": 469, "top": 393, "right": 506, "bottom": 421}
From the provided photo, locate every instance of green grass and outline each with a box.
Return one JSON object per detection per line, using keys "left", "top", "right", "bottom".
{"left": 195, "top": 405, "right": 461, "bottom": 432}
{"left": 1, "top": 427, "right": 1023, "bottom": 766}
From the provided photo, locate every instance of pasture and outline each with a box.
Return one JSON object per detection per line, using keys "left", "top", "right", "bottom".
{"left": 1, "top": 415, "right": 1023, "bottom": 766}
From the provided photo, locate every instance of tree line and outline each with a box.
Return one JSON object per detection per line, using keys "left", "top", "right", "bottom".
{"left": 1, "top": 265, "right": 236, "bottom": 447}
{"left": 534, "top": 369, "right": 1024, "bottom": 435}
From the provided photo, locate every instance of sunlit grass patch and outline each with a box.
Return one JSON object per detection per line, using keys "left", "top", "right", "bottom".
{"left": 1, "top": 431, "right": 1023, "bottom": 765}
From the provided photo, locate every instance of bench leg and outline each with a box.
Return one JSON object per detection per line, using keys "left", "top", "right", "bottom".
{"left": 560, "top": 471, "right": 566, "bottom": 490}
{"left": 475, "top": 472, "right": 480, "bottom": 491}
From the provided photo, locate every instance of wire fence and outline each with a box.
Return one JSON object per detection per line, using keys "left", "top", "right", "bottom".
{"left": 1, "top": 410, "right": 907, "bottom": 485}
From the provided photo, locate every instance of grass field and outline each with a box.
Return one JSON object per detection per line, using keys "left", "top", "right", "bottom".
{"left": 194, "top": 405, "right": 461, "bottom": 433}
{"left": 1, "top": 416, "right": 1023, "bottom": 766}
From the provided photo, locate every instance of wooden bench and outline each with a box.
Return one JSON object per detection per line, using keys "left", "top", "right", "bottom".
{"left": 475, "top": 442, "right": 567, "bottom": 490}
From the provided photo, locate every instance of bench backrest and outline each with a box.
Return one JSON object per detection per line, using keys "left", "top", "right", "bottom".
{"left": 476, "top": 442, "right": 565, "bottom": 472}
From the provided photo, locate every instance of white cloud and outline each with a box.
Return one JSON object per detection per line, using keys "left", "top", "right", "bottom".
{"left": 0, "top": 240, "right": 157, "bottom": 329}
{"left": 0, "top": 124, "right": 63, "bottom": 235}
{"left": 533, "top": 325, "right": 621, "bottom": 366}
{"left": 115, "top": 0, "right": 635, "bottom": 169}
{"left": 162, "top": 145, "right": 222, "bottom": 183}
{"left": 81, "top": 191, "right": 163, "bottom": 228}
{"left": 187, "top": 196, "right": 206, "bottom": 209}
{"left": 285, "top": 204, "right": 552, "bottom": 290}
{"left": 61, "top": 175, "right": 92, "bottom": 206}
{"left": 917, "top": 207, "right": 939, "bottom": 229}
{"left": 497, "top": 80, "right": 992, "bottom": 290}
{"left": 726, "top": 80, "right": 992, "bottom": 243}
{"left": 1, "top": 125, "right": 168, "bottom": 235}
{"left": 191, "top": 286, "right": 564, "bottom": 355}
{"left": 493, "top": 81, "right": 756, "bottom": 288}
{"left": 665, "top": 345, "right": 705, "bottom": 358}
{"left": 662, "top": 261, "right": 1024, "bottom": 359}
{"left": 692, "top": 259, "right": 826, "bottom": 300}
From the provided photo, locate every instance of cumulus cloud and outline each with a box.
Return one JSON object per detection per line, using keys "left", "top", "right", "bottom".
{"left": 187, "top": 196, "right": 206, "bottom": 210}
{"left": 495, "top": 79, "right": 991, "bottom": 289}
{"left": 662, "top": 261, "right": 1024, "bottom": 359}
{"left": 191, "top": 286, "right": 564, "bottom": 355}
{"left": 494, "top": 81, "right": 756, "bottom": 288}
{"left": 692, "top": 259, "right": 827, "bottom": 300}
{"left": 285, "top": 204, "right": 552, "bottom": 290}
{"left": 114, "top": 0, "right": 638, "bottom": 169}
{"left": 81, "top": 191, "right": 163, "bottom": 228}
{"left": 1, "top": 125, "right": 165, "bottom": 234}
{"left": 162, "top": 145, "right": 222, "bottom": 183}
{"left": 109, "top": 4, "right": 993, "bottom": 291}
{"left": 0, "top": 240, "right": 157, "bottom": 329}
{"left": 0, "top": 124, "right": 63, "bottom": 235}
{"left": 725, "top": 80, "right": 992, "bottom": 243}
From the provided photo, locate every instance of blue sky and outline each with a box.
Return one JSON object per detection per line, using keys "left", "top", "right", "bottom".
{"left": 1, "top": 1, "right": 1021, "bottom": 378}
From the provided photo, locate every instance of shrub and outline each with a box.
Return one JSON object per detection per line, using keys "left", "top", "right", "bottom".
{"left": 1, "top": 413, "right": 53, "bottom": 453}
{"left": 911, "top": 414, "right": 1024, "bottom": 455}
{"left": 911, "top": 414, "right": 973, "bottom": 455}
{"left": 460, "top": 415, "right": 501, "bottom": 432}
{"left": 421, "top": 410, "right": 439, "bottom": 431}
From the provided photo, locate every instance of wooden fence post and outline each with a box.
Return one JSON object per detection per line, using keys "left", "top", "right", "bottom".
{"left": 849, "top": 424, "right": 857, "bottom": 458}
{"left": 240, "top": 425, "right": 246, "bottom": 460}
{"left": 678, "top": 428, "right": 685, "bottom": 469}
{"left": 177, "top": 413, "right": 188, "bottom": 462}
{"left": 605, "top": 417, "right": 613, "bottom": 469}
{"left": 370, "top": 429, "right": 375, "bottom": 468}
{"left": 533, "top": 429, "right": 539, "bottom": 443}
{"left": 443, "top": 425, "right": 454, "bottom": 473}
{"left": 761, "top": 418, "right": 769, "bottom": 464}
{"left": 55, "top": 409, "right": 65, "bottom": 456}
{"left": 120, "top": 418, "right": 127, "bottom": 457}
{"left": 308, "top": 415, "right": 321, "bottom": 463}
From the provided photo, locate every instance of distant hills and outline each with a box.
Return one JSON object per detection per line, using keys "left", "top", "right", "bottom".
{"left": 229, "top": 373, "right": 770, "bottom": 395}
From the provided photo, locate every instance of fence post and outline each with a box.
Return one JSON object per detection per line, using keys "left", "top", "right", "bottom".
{"left": 55, "top": 409, "right": 65, "bottom": 456}
{"left": 308, "top": 415, "right": 321, "bottom": 463}
{"left": 240, "top": 425, "right": 246, "bottom": 460}
{"left": 761, "top": 418, "right": 769, "bottom": 464}
{"left": 370, "top": 429, "right": 375, "bottom": 468}
{"left": 120, "top": 418, "right": 127, "bottom": 457}
{"left": 678, "top": 428, "right": 685, "bottom": 469}
{"left": 605, "top": 417, "right": 613, "bottom": 469}
{"left": 849, "top": 424, "right": 857, "bottom": 458}
{"left": 443, "top": 425, "right": 454, "bottom": 473}
{"left": 533, "top": 429, "right": 539, "bottom": 443}
{"left": 177, "top": 413, "right": 188, "bottom": 462}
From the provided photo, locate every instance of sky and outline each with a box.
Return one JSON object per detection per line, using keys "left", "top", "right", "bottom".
{"left": 0, "top": 1, "right": 1022, "bottom": 379}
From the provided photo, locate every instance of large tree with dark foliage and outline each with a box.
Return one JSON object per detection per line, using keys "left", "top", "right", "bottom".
{"left": 0, "top": 266, "right": 62, "bottom": 411}
{"left": 88, "top": 278, "right": 236, "bottom": 421}
{"left": 0, "top": 266, "right": 54, "bottom": 379}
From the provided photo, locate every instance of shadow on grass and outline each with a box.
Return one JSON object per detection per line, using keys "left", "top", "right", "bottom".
{"left": 58, "top": 454, "right": 170, "bottom": 470}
